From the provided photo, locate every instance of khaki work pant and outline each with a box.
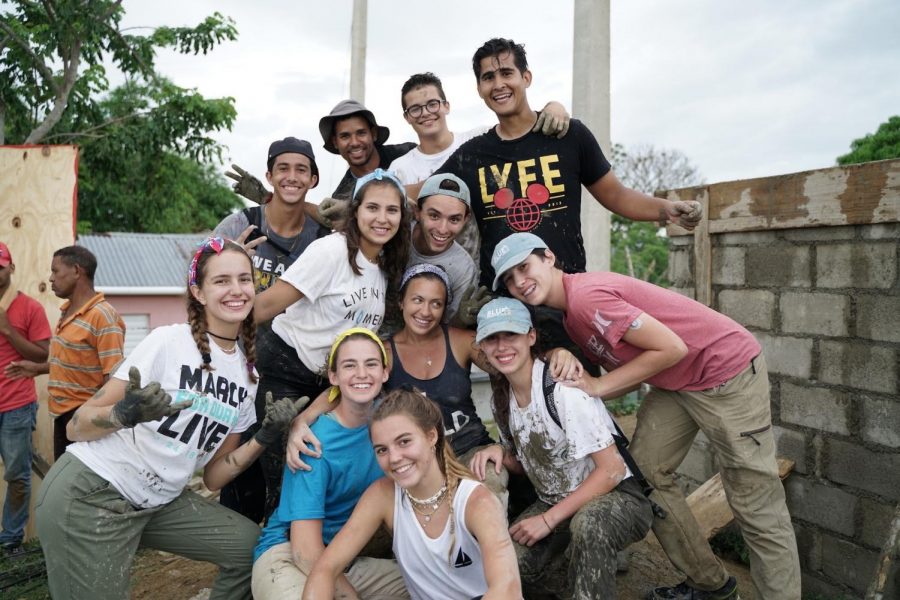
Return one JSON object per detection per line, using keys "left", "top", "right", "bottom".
{"left": 630, "top": 353, "right": 801, "bottom": 599}
{"left": 35, "top": 453, "right": 260, "bottom": 600}
{"left": 251, "top": 541, "right": 409, "bottom": 599}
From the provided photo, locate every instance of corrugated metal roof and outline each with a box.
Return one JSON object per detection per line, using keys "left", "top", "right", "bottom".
{"left": 78, "top": 232, "right": 209, "bottom": 288}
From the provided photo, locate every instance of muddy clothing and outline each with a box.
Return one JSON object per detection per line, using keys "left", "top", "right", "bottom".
{"left": 437, "top": 120, "right": 610, "bottom": 288}
{"left": 36, "top": 453, "right": 259, "bottom": 600}
{"left": 630, "top": 354, "right": 801, "bottom": 600}
{"left": 514, "top": 477, "right": 652, "bottom": 600}
{"left": 387, "top": 325, "right": 492, "bottom": 456}
{"left": 332, "top": 143, "right": 416, "bottom": 200}
{"left": 393, "top": 479, "right": 488, "bottom": 600}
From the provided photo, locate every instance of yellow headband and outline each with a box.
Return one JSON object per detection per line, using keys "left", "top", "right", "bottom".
{"left": 327, "top": 327, "right": 388, "bottom": 402}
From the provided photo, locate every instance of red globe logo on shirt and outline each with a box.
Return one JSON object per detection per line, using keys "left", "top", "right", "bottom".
{"left": 493, "top": 183, "right": 550, "bottom": 232}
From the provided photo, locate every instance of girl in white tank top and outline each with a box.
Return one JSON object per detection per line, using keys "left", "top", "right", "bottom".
{"left": 302, "top": 388, "right": 523, "bottom": 600}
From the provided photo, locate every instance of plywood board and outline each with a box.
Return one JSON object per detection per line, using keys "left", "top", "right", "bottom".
{"left": 0, "top": 144, "right": 78, "bottom": 540}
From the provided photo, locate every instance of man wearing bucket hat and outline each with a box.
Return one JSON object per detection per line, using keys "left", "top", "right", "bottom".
{"left": 490, "top": 231, "right": 800, "bottom": 600}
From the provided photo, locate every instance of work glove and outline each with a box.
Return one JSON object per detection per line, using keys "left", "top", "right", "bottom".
{"left": 665, "top": 201, "right": 703, "bottom": 230}
{"left": 449, "top": 285, "right": 492, "bottom": 329}
{"left": 315, "top": 197, "right": 350, "bottom": 230}
{"left": 253, "top": 392, "right": 308, "bottom": 448}
{"left": 225, "top": 164, "right": 270, "bottom": 204}
{"left": 111, "top": 367, "right": 192, "bottom": 428}
{"left": 533, "top": 102, "right": 571, "bottom": 139}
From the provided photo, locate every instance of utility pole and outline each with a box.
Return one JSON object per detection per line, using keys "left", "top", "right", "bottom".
{"left": 350, "top": 0, "right": 367, "bottom": 102}
{"left": 572, "top": 0, "right": 611, "bottom": 271}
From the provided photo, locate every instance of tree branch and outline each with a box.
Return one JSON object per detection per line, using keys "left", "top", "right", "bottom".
{"left": 0, "top": 20, "right": 61, "bottom": 95}
{"left": 25, "top": 38, "right": 81, "bottom": 143}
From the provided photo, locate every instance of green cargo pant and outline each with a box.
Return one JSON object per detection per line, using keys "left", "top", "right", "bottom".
{"left": 35, "top": 453, "right": 260, "bottom": 600}
{"left": 629, "top": 353, "right": 801, "bottom": 600}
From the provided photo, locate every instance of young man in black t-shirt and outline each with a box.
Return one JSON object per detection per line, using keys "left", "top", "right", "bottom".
{"left": 437, "top": 38, "right": 703, "bottom": 289}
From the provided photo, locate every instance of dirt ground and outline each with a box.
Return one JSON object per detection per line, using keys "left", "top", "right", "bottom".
{"left": 130, "top": 414, "right": 755, "bottom": 600}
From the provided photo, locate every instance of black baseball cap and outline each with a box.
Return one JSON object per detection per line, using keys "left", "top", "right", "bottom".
{"left": 267, "top": 137, "right": 319, "bottom": 185}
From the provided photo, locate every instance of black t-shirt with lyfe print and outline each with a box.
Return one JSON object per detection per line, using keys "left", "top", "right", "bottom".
{"left": 437, "top": 118, "right": 611, "bottom": 287}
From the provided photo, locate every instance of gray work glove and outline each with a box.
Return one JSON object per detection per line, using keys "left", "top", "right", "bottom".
{"left": 665, "top": 201, "right": 703, "bottom": 230}
{"left": 315, "top": 197, "right": 350, "bottom": 230}
{"left": 253, "top": 392, "right": 308, "bottom": 448}
{"left": 449, "top": 285, "right": 492, "bottom": 329}
{"left": 225, "top": 164, "right": 270, "bottom": 204}
{"left": 533, "top": 102, "right": 571, "bottom": 139}
{"left": 110, "top": 367, "right": 193, "bottom": 428}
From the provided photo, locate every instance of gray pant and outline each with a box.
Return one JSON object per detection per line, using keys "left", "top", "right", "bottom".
{"left": 514, "top": 477, "right": 653, "bottom": 600}
{"left": 35, "top": 453, "right": 260, "bottom": 600}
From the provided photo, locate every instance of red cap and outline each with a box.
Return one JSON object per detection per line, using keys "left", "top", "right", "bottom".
{"left": 0, "top": 242, "right": 11, "bottom": 267}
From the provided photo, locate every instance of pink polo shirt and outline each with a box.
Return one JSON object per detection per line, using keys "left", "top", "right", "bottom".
{"left": 562, "top": 272, "right": 760, "bottom": 391}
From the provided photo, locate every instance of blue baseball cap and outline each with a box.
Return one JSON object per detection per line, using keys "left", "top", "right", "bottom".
{"left": 490, "top": 232, "right": 548, "bottom": 291}
{"left": 475, "top": 298, "right": 533, "bottom": 343}
{"left": 417, "top": 173, "right": 471, "bottom": 208}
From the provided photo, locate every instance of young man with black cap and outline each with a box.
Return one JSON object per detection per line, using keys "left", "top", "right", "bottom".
{"left": 214, "top": 137, "right": 327, "bottom": 524}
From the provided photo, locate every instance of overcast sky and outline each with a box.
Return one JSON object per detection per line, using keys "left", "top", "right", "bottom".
{"left": 122, "top": 0, "right": 900, "bottom": 200}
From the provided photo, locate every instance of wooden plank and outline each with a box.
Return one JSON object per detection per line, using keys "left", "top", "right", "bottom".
{"left": 0, "top": 144, "right": 78, "bottom": 540}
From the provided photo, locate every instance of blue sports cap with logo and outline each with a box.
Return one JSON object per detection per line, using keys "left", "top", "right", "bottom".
{"left": 490, "top": 232, "right": 549, "bottom": 291}
{"left": 475, "top": 297, "right": 533, "bottom": 343}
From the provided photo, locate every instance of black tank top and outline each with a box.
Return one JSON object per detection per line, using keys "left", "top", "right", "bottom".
{"left": 387, "top": 325, "right": 493, "bottom": 455}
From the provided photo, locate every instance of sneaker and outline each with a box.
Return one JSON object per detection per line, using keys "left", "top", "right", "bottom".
{"left": 2, "top": 542, "right": 25, "bottom": 557}
{"left": 647, "top": 576, "right": 739, "bottom": 600}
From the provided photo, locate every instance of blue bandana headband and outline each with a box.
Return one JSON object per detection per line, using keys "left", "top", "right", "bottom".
{"left": 352, "top": 168, "right": 406, "bottom": 203}
{"left": 400, "top": 263, "right": 453, "bottom": 307}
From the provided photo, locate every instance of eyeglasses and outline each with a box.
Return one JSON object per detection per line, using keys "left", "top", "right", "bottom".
{"left": 403, "top": 99, "right": 444, "bottom": 119}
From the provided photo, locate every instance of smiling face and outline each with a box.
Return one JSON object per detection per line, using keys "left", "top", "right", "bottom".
{"left": 333, "top": 115, "right": 378, "bottom": 172}
{"left": 266, "top": 152, "right": 317, "bottom": 205}
{"left": 402, "top": 84, "right": 450, "bottom": 139}
{"left": 400, "top": 276, "right": 447, "bottom": 336}
{"left": 371, "top": 413, "right": 439, "bottom": 489}
{"left": 413, "top": 194, "right": 468, "bottom": 255}
{"left": 479, "top": 329, "right": 536, "bottom": 377}
{"left": 501, "top": 252, "right": 556, "bottom": 305}
{"left": 190, "top": 249, "right": 255, "bottom": 332}
{"left": 476, "top": 51, "right": 532, "bottom": 119}
{"left": 354, "top": 182, "right": 404, "bottom": 259}
{"left": 328, "top": 336, "right": 388, "bottom": 406}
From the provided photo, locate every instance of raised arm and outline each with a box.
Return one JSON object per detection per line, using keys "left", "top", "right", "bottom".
{"left": 254, "top": 278, "right": 305, "bottom": 322}
{"left": 465, "top": 485, "right": 523, "bottom": 599}
{"left": 286, "top": 388, "right": 333, "bottom": 472}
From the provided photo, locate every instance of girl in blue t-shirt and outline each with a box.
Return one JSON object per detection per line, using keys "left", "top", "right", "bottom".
{"left": 250, "top": 328, "right": 409, "bottom": 599}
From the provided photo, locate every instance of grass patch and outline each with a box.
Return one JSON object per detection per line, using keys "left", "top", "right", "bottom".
{"left": 709, "top": 524, "right": 750, "bottom": 566}
{"left": 605, "top": 390, "right": 642, "bottom": 416}
{"left": 0, "top": 540, "right": 50, "bottom": 600}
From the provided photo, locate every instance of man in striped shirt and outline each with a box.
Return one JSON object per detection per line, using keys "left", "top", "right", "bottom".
{"left": 6, "top": 246, "right": 125, "bottom": 460}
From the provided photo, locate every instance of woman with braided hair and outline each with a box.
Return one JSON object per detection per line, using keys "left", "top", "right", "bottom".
{"left": 35, "top": 238, "right": 303, "bottom": 600}
{"left": 303, "top": 387, "right": 521, "bottom": 600}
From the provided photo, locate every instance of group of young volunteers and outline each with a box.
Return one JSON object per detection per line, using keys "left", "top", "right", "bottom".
{"left": 32, "top": 36, "right": 800, "bottom": 600}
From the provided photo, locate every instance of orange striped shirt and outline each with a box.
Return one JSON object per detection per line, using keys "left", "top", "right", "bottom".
{"left": 47, "top": 292, "right": 125, "bottom": 415}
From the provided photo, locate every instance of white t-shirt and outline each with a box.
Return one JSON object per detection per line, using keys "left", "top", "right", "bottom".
{"left": 69, "top": 324, "right": 257, "bottom": 508}
{"left": 271, "top": 232, "right": 386, "bottom": 372}
{"left": 503, "top": 359, "right": 631, "bottom": 505}
{"left": 392, "top": 478, "right": 487, "bottom": 600}
{"left": 407, "top": 226, "right": 477, "bottom": 322}
{"left": 389, "top": 127, "right": 488, "bottom": 185}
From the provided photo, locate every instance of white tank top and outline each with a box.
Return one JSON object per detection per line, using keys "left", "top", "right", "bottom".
{"left": 392, "top": 478, "right": 488, "bottom": 600}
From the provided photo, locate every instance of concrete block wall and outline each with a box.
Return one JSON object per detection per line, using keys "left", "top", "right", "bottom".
{"left": 667, "top": 222, "right": 899, "bottom": 598}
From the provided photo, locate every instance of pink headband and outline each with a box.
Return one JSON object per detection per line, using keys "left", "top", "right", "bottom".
{"left": 188, "top": 237, "right": 226, "bottom": 286}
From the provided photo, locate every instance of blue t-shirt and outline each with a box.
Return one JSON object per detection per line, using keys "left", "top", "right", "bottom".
{"left": 253, "top": 413, "right": 384, "bottom": 561}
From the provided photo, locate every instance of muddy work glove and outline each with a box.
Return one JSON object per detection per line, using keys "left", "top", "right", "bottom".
{"left": 315, "top": 197, "right": 350, "bottom": 230}
{"left": 450, "top": 285, "right": 492, "bottom": 329}
{"left": 664, "top": 201, "right": 703, "bottom": 230}
{"left": 253, "top": 392, "right": 308, "bottom": 448}
{"left": 225, "top": 164, "right": 270, "bottom": 204}
{"left": 110, "top": 367, "right": 192, "bottom": 428}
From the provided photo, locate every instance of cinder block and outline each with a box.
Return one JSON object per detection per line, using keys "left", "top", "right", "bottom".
{"left": 773, "top": 425, "right": 808, "bottom": 474}
{"left": 859, "top": 497, "right": 895, "bottom": 550}
{"left": 785, "top": 476, "right": 857, "bottom": 536}
{"left": 826, "top": 439, "right": 900, "bottom": 501}
{"left": 755, "top": 333, "right": 813, "bottom": 379}
{"left": 860, "top": 222, "right": 900, "bottom": 240}
{"left": 717, "top": 231, "right": 780, "bottom": 246}
{"left": 669, "top": 286, "right": 695, "bottom": 300}
{"left": 793, "top": 522, "right": 819, "bottom": 572}
{"left": 718, "top": 289, "right": 774, "bottom": 329}
{"left": 856, "top": 295, "right": 900, "bottom": 343}
{"left": 816, "top": 242, "right": 897, "bottom": 289}
{"left": 711, "top": 247, "right": 745, "bottom": 286}
{"left": 668, "top": 248, "right": 692, "bottom": 286}
{"left": 780, "top": 383, "right": 849, "bottom": 435}
{"left": 746, "top": 245, "right": 811, "bottom": 287}
{"left": 780, "top": 292, "right": 848, "bottom": 337}
{"left": 799, "top": 574, "right": 851, "bottom": 600}
{"left": 820, "top": 533, "right": 880, "bottom": 595}
{"left": 860, "top": 394, "right": 900, "bottom": 447}
{"left": 669, "top": 235, "right": 693, "bottom": 247}
{"left": 819, "top": 340, "right": 897, "bottom": 395}
{"left": 783, "top": 225, "right": 857, "bottom": 241}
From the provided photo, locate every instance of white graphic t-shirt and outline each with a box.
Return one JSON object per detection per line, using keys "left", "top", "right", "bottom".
{"left": 69, "top": 324, "right": 257, "bottom": 508}
{"left": 271, "top": 232, "right": 386, "bottom": 372}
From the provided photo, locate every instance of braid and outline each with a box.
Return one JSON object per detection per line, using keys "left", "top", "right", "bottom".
{"left": 240, "top": 312, "right": 258, "bottom": 384}
{"left": 187, "top": 296, "right": 214, "bottom": 373}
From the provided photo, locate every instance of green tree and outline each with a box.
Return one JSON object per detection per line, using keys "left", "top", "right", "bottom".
{"left": 836, "top": 116, "right": 900, "bottom": 165}
{"left": 610, "top": 143, "right": 704, "bottom": 286}
{"left": 1, "top": 0, "right": 242, "bottom": 232}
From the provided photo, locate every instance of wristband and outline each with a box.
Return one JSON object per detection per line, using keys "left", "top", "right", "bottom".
{"left": 541, "top": 513, "right": 552, "bottom": 531}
